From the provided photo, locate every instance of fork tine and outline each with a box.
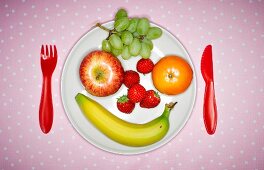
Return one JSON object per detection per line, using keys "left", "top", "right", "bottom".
{"left": 41, "top": 45, "right": 44, "bottom": 55}
{"left": 45, "top": 45, "right": 49, "bottom": 57}
{"left": 54, "top": 45, "right": 57, "bottom": 58}
{"left": 50, "top": 45, "right": 53, "bottom": 57}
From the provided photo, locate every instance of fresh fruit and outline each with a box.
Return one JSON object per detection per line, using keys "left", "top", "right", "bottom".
{"left": 133, "top": 31, "right": 140, "bottom": 38}
{"left": 79, "top": 51, "right": 124, "bottom": 97}
{"left": 123, "top": 70, "right": 140, "bottom": 88}
{"left": 102, "top": 40, "right": 111, "bottom": 52}
{"left": 129, "top": 38, "right": 141, "bottom": 56}
{"left": 146, "top": 27, "right": 162, "bottom": 40}
{"left": 121, "top": 31, "right": 133, "bottom": 45}
{"left": 127, "top": 84, "right": 146, "bottom": 103}
{"left": 109, "top": 34, "right": 123, "bottom": 50}
{"left": 136, "top": 58, "right": 154, "bottom": 74}
{"left": 126, "top": 18, "right": 139, "bottom": 33}
{"left": 75, "top": 93, "right": 177, "bottom": 147}
{"left": 140, "top": 90, "right": 161, "bottom": 108}
{"left": 152, "top": 55, "right": 193, "bottom": 95}
{"left": 117, "top": 95, "right": 135, "bottom": 113}
{"left": 142, "top": 38, "right": 153, "bottom": 50}
{"left": 137, "top": 18, "right": 150, "bottom": 35}
{"left": 114, "top": 17, "right": 130, "bottom": 32}
{"left": 139, "top": 42, "right": 151, "bottom": 59}
{"left": 97, "top": 9, "right": 162, "bottom": 59}
{"left": 111, "top": 48, "right": 122, "bottom": 57}
{"left": 121, "top": 45, "right": 131, "bottom": 60}
{"left": 115, "top": 8, "right": 128, "bottom": 20}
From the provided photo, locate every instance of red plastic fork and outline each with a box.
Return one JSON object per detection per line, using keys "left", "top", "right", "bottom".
{"left": 39, "top": 45, "right": 57, "bottom": 134}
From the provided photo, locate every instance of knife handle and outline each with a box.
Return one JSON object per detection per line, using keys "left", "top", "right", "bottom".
{"left": 39, "top": 76, "right": 53, "bottom": 134}
{"left": 203, "top": 81, "right": 217, "bottom": 135}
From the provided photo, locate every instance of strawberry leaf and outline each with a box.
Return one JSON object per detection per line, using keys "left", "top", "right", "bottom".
{"left": 117, "top": 95, "right": 129, "bottom": 103}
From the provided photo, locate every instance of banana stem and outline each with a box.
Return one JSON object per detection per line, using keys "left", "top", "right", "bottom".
{"left": 163, "top": 102, "right": 177, "bottom": 118}
{"left": 166, "top": 102, "right": 177, "bottom": 109}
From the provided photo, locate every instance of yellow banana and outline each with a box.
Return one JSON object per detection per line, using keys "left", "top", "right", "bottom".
{"left": 75, "top": 93, "right": 176, "bottom": 147}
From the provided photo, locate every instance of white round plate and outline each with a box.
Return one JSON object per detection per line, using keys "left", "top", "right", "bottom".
{"left": 61, "top": 21, "right": 196, "bottom": 155}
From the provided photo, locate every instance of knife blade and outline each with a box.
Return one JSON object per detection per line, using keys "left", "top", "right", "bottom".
{"left": 201, "top": 45, "right": 217, "bottom": 135}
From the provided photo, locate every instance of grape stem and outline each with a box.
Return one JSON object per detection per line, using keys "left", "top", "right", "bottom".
{"left": 139, "top": 35, "right": 145, "bottom": 41}
{"left": 96, "top": 23, "right": 112, "bottom": 32}
{"left": 96, "top": 23, "right": 118, "bottom": 40}
{"left": 133, "top": 34, "right": 145, "bottom": 41}
{"left": 96, "top": 23, "right": 146, "bottom": 41}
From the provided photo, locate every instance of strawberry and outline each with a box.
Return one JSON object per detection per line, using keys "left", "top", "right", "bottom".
{"left": 136, "top": 58, "right": 154, "bottom": 74}
{"left": 127, "top": 84, "right": 146, "bottom": 103}
{"left": 117, "top": 95, "right": 135, "bottom": 113}
{"left": 140, "top": 90, "right": 161, "bottom": 108}
{"left": 123, "top": 70, "right": 140, "bottom": 88}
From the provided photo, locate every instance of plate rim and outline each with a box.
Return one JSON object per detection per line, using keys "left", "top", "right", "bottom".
{"left": 60, "top": 21, "right": 197, "bottom": 155}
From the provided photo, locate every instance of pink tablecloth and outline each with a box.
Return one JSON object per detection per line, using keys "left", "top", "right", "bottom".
{"left": 0, "top": 0, "right": 263, "bottom": 169}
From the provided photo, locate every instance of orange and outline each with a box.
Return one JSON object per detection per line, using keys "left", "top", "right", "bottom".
{"left": 152, "top": 55, "right": 193, "bottom": 95}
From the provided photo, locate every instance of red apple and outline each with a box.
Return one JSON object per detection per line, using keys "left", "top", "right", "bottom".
{"left": 79, "top": 50, "right": 124, "bottom": 97}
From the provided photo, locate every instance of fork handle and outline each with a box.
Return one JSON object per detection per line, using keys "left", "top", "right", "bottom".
{"left": 39, "top": 75, "right": 53, "bottom": 134}
{"left": 203, "top": 81, "right": 217, "bottom": 135}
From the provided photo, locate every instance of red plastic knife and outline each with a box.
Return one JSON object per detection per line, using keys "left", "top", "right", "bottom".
{"left": 201, "top": 45, "right": 217, "bottom": 135}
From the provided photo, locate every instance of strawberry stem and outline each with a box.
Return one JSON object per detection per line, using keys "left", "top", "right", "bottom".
{"left": 117, "top": 95, "right": 129, "bottom": 103}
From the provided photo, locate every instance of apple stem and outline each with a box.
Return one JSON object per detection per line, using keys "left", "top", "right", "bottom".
{"left": 95, "top": 72, "right": 102, "bottom": 80}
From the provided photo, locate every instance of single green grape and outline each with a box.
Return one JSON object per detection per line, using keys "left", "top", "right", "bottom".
{"left": 121, "top": 45, "right": 131, "bottom": 60}
{"left": 127, "top": 18, "right": 139, "bottom": 33}
{"left": 114, "top": 17, "right": 130, "bottom": 32}
{"left": 111, "top": 48, "right": 122, "bottom": 56}
{"left": 136, "top": 18, "right": 150, "bottom": 35}
{"left": 102, "top": 40, "right": 112, "bottom": 52}
{"left": 109, "top": 34, "right": 123, "bottom": 50}
{"left": 115, "top": 9, "right": 128, "bottom": 20}
{"left": 129, "top": 38, "right": 141, "bottom": 56}
{"left": 140, "top": 42, "right": 151, "bottom": 59}
{"left": 133, "top": 31, "right": 140, "bottom": 38}
{"left": 146, "top": 27, "right": 162, "bottom": 40}
{"left": 142, "top": 38, "right": 153, "bottom": 50}
{"left": 115, "top": 32, "right": 122, "bottom": 37}
{"left": 121, "top": 31, "right": 133, "bottom": 45}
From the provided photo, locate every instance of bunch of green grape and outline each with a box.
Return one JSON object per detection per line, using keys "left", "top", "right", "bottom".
{"left": 101, "top": 9, "right": 162, "bottom": 60}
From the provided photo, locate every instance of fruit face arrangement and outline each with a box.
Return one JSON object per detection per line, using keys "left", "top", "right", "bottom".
{"left": 76, "top": 8, "right": 194, "bottom": 147}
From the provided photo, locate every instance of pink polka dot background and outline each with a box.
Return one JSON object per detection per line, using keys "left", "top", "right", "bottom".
{"left": 0, "top": 0, "right": 263, "bottom": 169}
